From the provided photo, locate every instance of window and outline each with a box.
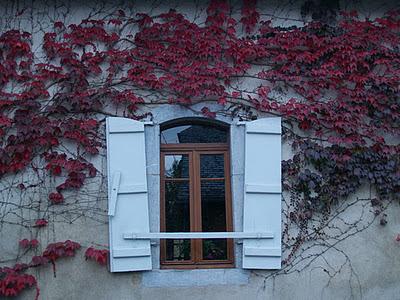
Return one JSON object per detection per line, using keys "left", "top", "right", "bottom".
{"left": 105, "top": 116, "right": 282, "bottom": 272}
{"left": 160, "top": 120, "right": 234, "bottom": 268}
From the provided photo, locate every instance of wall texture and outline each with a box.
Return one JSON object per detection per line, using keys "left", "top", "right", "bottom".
{"left": 0, "top": 1, "right": 399, "bottom": 299}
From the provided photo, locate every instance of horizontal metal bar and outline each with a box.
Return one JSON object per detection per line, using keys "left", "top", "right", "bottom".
{"left": 118, "top": 184, "right": 147, "bottom": 194}
{"left": 123, "top": 232, "right": 274, "bottom": 240}
{"left": 247, "top": 130, "right": 281, "bottom": 135}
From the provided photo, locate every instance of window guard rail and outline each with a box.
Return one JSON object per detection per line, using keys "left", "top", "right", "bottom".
{"left": 123, "top": 232, "right": 273, "bottom": 240}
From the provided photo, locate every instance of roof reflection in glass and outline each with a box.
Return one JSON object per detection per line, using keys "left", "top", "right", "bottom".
{"left": 161, "top": 124, "right": 228, "bottom": 144}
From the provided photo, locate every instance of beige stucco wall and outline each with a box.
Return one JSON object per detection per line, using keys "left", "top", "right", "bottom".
{"left": 1, "top": 1, "right": 399, "bottom": 299}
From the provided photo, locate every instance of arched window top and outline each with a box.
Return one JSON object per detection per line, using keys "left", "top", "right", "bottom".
{"left": 160, "top": 118, "right": 229, "bottom": 144}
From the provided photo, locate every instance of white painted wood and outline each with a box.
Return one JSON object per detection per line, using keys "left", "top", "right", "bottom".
{"left": 244, "top": 247, "right": 281, "bottom": 257}
{"left": 122, "top": 232, "right": 274, "bottom": 240}
{"left": 246, "top": 117, "right": 281, "bottom": 135}
{"left": 245, "top": 184, "right": 281, "bottom": 194}
{"left": 113, "top": 248, "right": 151, "bottom": 258}
{"left": 108, "top": 171, "right": 121, "bottom": 216}
{"left": 118, "top": 184, "right": 147, "bottom": 194}
{"left": 108, "top": 117, "right": 145, "bottom": 133}
{"left": 235, "top": 121, "right": 247, "bottom": 126}
{"left": 243, "top": 117, "right": 282, "bottom": 269}
{"left": 106, "top": 117, "right": 152, "bottom": 272}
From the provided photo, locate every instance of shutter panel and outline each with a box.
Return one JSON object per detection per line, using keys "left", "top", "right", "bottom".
{"left": 106, "top": 117, "right": 152, "bottom": 272}
{"left": 242, "top": 117, "right": 282, "bottom": 269}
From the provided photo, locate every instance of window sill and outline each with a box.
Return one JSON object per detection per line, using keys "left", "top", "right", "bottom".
{"left": 160, "top": 261, "right": 234, "bottom": 270}
{"left": 141, "top": 268, "right": 249, "bottom": 287}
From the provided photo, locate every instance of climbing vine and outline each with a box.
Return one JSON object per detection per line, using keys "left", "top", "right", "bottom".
{"left": 0, "top": 0, "right": 399, "bottom": 298}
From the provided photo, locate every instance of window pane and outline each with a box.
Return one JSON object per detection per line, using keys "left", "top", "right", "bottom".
{"left": 161, "top": 125, "right": 227, "bottom": 144}
{"left": 203, "top": 239, "right": 227, "bottom": 260}
{"left": 201, "top": 180, "right": 228, "bottom": 260}
{"left": 165, "top": 181, "right": 190, "bottom": 232}
{"left": 166, "top": 239, "right": 191, "bottom": 261}
{"left": 165, "top": 181, "right": 191, "bottom": 261}
{"left": 200, "top": 154, "right": 225, "bottom": 178}
{"left": 201, "top": 180, "right": 226, "bottom": 232}
{"left": 164, "top": 155, "right": 189, "bottom": 178}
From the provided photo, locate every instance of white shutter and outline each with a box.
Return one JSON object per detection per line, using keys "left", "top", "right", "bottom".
{"left": 242, "top": 117, "right": 282, "bottom": 269}
{"left": 106, "top": 117, "right": 152, "bottom": 272}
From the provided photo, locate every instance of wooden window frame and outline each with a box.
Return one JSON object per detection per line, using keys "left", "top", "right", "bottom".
{"left": 160, "top": 142, "right": 234, "bottom": 269}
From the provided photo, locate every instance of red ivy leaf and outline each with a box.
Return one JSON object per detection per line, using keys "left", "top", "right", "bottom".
{"left": 85, "top": 247, "right": 109, "bottom": 266}
{"left": 30, "top": 255, "right": 49, "bottom": 267}
{"left": 33, "top": 219, "right": 48, "bottom": 228}
{"left": 48, "top": 192, "right": 64, "bottom": 204}
{"left": 201, "top": 107, "right": 216, "bottom": 118}
{"left": 231, "top": 91, "right": 240, "bottom": 98}
{"left": 19, "top": 239, "right": 39, "bottom": 248}
{"left": 19, "top": 239, "right": 30, "bottom": 248}
{"left": 30, "top": 239, "right": 39, "bottom": 248}
{"left": 217, "top": 96, "right": 227, "bottom": 105}
{"left": 54, "top": 21, "right": 64, "bottom": 29}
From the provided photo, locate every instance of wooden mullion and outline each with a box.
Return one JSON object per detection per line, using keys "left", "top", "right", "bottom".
{"left": 161, "top": 262, "right": 234, "bottom": 270}
{"left": 192, "top": 150, "right": 203, "bottom": 263}
{"left": 164, "top": 178, "right": 190, "bottom": 182}
{"left": 188, "top": 151, "right": 196, "bottom": 264}
{"left": 161, "top": 143, "right": 228, "bottom": 151}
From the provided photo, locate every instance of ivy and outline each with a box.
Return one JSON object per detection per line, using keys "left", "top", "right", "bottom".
{"left": 85, "top": 247, "right": 109, "bottom": 266}
{"left": 0, "top": 240, "right": 81, "bottom": 299}
{"left": 0, "top": 1, "right": 399, "bottom": 298}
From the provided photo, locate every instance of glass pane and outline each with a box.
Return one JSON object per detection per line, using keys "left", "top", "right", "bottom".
{"left": 203, "top": 239, "right": 227, "bottom": 260}
{"left": 201, "top": 180, "right": 228, "bottom": 260}
{"left": 164, "top": 155, "right": 189, "bottom": 178}
{"left": 166, "top": 239, "right": 191, "bottom": 261}
{"left": 201, "top": 180, "right": 226, "bottom": 232}
{"left": 161, "top": 125, "right": 228, "bottom": 144}
{"left": 200, "top": 154, "right": 225, "bottom": 178}
{"left": 165, "top": 181, "right": 191, "bottom": 261}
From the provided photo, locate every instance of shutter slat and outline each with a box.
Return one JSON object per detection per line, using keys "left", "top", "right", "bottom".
{"left": 245, "top": 184, "right": 281, "bottom": 194}
{"left": 243, "top": 117, "right": 282, "bottom": 269}
{"left": 244, "top": 247, "right": 281, "bottom": 257}
{"left": 106, "top": 117, "right": 152, "bottom": 272}
{"left": 113, "top": 248, "right": 151, "bottom": 258}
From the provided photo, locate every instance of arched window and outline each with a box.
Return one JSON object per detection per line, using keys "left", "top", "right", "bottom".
{"left": 160, "top": 118, "right": 234, "bottom": 268}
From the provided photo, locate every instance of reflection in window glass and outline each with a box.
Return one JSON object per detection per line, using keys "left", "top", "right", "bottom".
{"left": 166, "top": 239, "right": 191, "bottom": 261}
{"left": 165, "top": 181, "right": 191, "bottom": 261}
{"left": 203, "top": 239, "right": 227, "bottom": 260}
{"left": 201, "top": 180, "right": 226, "bottom": 232}
{"left": 200, "top": 154, "right": 224, "bottom": 178}
{"left": 161, "top": 125, "right": 227, "bottom": 144}
{"left": 201, "top": 180, "right": 227, "bottom": 260}
{"left": 164, "top": 155, "right": 189, "bottom": 178}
